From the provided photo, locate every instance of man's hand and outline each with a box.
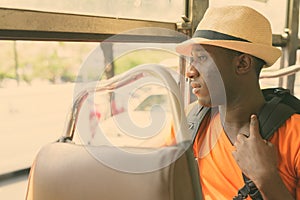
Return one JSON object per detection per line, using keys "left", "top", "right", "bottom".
{"left": 231, "top": 114, "right": 278, "bottom": 183}
{"left": 232, "top": 115, "right": 294, "bottom": 199}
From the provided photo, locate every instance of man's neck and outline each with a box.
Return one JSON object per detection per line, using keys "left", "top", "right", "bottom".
{"left": 218, "top": 90, "right": 265, "bottom": 144}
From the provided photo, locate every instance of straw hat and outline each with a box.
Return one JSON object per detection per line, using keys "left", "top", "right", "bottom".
{"left": 176, "top": 6, "right": 281, "bottom": 67}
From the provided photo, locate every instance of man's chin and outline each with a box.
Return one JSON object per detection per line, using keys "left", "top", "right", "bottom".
{"left": 197, "top": 98, "right": 212, "bottom": 107}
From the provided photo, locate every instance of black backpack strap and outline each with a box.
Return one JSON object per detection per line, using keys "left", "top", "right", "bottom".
{"left": 186, "top": 104, "right": 211, "bottom": 142}
{"left": 185, "top": 104, "right": 210, "bottom": 200}
{"left": 259, "top": 89, "right": 297, "bottom": 140}
{"left": 234, "top": 174, "right": 263, "bottom": 200}
{"left": 234, "top": 88, "right": 298, "bottom": 200}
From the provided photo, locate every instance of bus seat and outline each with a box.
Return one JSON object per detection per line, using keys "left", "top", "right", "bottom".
{"left": 25, "top": 141, "right": 202, "bottom": 200}
{"left": 26, "top": 65, "right": 202, "bottom": 200}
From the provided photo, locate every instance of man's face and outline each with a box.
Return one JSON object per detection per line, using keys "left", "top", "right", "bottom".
{"left": 187, "top": 44, "right": 230, "bottom": 107}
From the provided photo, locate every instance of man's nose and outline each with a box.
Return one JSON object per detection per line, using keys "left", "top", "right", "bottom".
{"left": 186, "top": 65, "right": 199, "bottom": 79}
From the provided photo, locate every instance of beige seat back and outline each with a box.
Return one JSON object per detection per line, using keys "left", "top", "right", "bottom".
{"left": 26, "top": 142, "right": 202, "bottom": 200}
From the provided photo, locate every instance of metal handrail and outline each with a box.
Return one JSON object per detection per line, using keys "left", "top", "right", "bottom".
{"left": 260, "top": 65, "right": 300, "bottom": 79}
{"left": 62, "top": 64, "right": 189, "bottom": 143}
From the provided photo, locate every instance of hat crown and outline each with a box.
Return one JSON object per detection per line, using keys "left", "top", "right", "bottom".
{"left": 197, "top": 6, "right": 272, "bottom": 45}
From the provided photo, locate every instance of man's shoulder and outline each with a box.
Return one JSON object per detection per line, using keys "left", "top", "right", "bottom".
{"left": 276, "top": 113, "right": 300, "bottom": 136}
{"left": 185, "top": 101, "right": 199, "bottom": 115}
{"left": 287, "top": 113, "right": 300, "bottom": 124}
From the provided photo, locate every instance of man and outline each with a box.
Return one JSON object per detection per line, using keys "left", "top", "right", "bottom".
{"left": 175, "top": 5, "right": 300, "bottom": 200}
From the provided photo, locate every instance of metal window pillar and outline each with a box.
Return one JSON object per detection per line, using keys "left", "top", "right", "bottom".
{"left": 283, "top": 0, "right": 299, "bottom": 94}
{"left": 177, "top": 0, "right": 209, "bottom": 106}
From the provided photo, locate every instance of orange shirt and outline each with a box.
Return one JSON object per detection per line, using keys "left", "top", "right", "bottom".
{"left": 193, "top": 112, "right": 300, "bottom": 200}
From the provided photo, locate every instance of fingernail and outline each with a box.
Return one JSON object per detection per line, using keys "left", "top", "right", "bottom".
{"left": 250, "top": 114, "right": 256, "bottom": 126}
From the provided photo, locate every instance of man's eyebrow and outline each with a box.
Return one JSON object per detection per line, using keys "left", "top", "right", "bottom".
{"left": 191, "top": 49, "right": 207, "bottom": 56}
{"left": 192, "top": 47, "right": 205, "bottom": 52}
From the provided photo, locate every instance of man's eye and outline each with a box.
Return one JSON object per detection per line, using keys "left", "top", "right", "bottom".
{"left": 199, "top": 56, "right": 207, "bottom": 61}
{"left": 194, "top": 55, "right": 207, "bottom": 62}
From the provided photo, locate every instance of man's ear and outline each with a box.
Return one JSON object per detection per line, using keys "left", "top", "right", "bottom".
{"left": 235, "top": 54, "right": 253, "bottom": 75}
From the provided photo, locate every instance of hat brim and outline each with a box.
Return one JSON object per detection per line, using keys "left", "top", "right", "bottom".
{"left": 175, "top": 38, "right": 282, "bottom": 67}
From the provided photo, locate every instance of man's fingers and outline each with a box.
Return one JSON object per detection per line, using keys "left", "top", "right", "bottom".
{"left": 236, "top": 133, "right": 247, "bottom": 142}
{"left": 249, "top": 114, "right": 261, "bottom": 139}
{"left": 267, "top": 142, "right": 272, "bottom": 146}
{"left": 234, "top": 133, "right": 247, "bottom": 150}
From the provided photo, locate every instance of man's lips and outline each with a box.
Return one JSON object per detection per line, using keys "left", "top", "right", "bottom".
{"left": 191, "top": 82, "right": 201, "bottom": 94}
{"left": 192, "top": 87, "right": 201, "bottom": 94}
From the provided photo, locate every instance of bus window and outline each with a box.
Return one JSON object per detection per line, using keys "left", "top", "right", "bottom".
{"left": 0, "top": 39, "right": 184, "bottom": 199}
{"left": 0, "top": 40, "right": 99, "bottom": 199}
{"left": 210, "top": 0, "right": 287, "bottom": 34}
{"left": 0, "top": 0, "right": 185, "bottom": 23}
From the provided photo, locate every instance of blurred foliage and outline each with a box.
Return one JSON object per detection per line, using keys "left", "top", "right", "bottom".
{"left": 0, "top": 41, "right": 97, "bottom": 86}
{"left": 114, "top": 49, "right": 178, "bottom": 75}
{"left": 0, "top": 41, "right": 178, "bottom": 87}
